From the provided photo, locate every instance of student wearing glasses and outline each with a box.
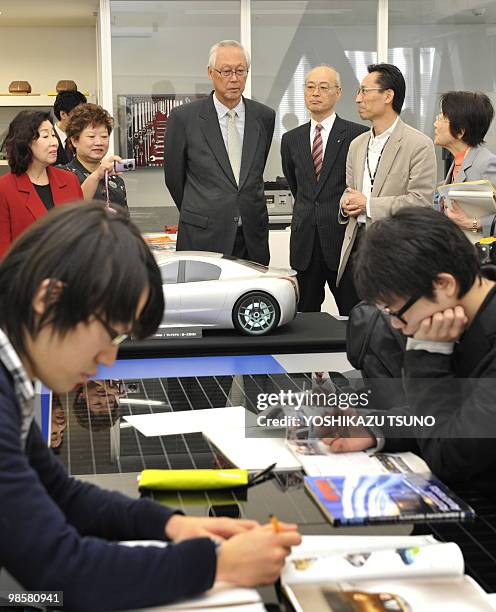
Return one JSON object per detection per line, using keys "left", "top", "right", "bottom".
{"left": 325, "top": 207, "right": 496, "bottom": 490}
{"left": 0, "top": 202, "right": 301, "bottom": 610}
{"left": 164, "top": 40, "right": 275, "bottom": 265}
{"left": 337, "top": 64, "right": 437, "bottom": 290}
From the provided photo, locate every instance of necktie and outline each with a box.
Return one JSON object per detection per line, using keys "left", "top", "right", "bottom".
{"left": 312, "top": 123, "right": 323, "bottom": 180}
{"left": 227, "top": 109, "right": 241, "bottom": 185}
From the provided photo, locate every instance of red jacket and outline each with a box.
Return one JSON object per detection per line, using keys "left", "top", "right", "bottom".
{"left": 0, "top": 166, "right": 83, "bottom": 257}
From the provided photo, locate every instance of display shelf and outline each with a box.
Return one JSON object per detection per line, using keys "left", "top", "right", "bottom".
{"left": 0, "top": 94, "right": 94, "bottom": 107}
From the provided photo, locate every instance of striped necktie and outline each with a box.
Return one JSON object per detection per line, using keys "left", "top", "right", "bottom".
{"left": 227, "top": 109, "right": 241, "bottom": 185}
{"left": 312, "top": 123, "right": 323, "bottom": 180}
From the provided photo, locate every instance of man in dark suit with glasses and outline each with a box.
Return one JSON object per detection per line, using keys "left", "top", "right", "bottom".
{"left": 164, "top": 40, "right": 275, "bottom": 265}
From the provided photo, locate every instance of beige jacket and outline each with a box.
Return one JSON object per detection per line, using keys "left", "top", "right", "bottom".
{"left": 337, "top": 118, "right": 437, "bottom": 284}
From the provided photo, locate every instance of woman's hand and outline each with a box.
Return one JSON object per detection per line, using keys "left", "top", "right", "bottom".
{"left": 445, "top": 200, "right": 479, "bottom": 231}
{"left": 94, "top": 155, "right": 123, "bottom": 180}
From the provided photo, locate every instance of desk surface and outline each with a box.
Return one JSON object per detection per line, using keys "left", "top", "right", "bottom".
{"left": 118, "top": 312, "right": 346, "bottom": 359}
{"left": 58, "top": 369, "right": 496, "bottom": 607}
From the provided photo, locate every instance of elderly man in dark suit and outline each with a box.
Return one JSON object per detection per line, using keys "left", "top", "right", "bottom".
{"left": 164, "top": 40, "right": 275, "bottom": 265}
{"left": 281, "top": 65, "right": 368, "bottom": 314}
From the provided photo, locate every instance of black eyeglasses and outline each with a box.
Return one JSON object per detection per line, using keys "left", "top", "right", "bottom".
{"left": 383, "top": 295, "right": 420, "bottom": 325}
{"left": 93, "top": 312, "right": 130, "bottom": 346}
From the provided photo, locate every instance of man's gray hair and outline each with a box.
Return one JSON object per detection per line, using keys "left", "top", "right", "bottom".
{"left": 305, "top": 64, "right": 341, "bottom": 88}
{"left": 208, "top": 40, "right": 251, "bottom": 69}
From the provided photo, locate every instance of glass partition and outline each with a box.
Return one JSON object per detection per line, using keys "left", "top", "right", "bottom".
{"left": 110, "top": 0, "right": 240, "bottom": 207}
{"left": 251, "top": 0, "right": 378, "bottom": 181}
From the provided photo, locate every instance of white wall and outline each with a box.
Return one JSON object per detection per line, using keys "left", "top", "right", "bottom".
{"left": 0, "top": 26, "right": 97, "bottom": 94}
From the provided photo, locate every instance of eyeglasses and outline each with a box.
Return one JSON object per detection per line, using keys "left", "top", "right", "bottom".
{"left": 304, "top": 83, "right": 340, "bottom": 93}
{"left": 213, "top": 68, "right": 249, "bottom": 78}
{"left": 93, "top": 312, "right": 130, "bottom": 346}
{"left": 356, "top": 87, "right": 385, "bottom": 96}
{"left": 383, "top": 295, "right": 420, "bottom": 325}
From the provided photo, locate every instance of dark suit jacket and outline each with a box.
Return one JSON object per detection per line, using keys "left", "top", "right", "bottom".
{"left": 281, "top": 116, "right": 368, "bottom": 271}
{"left": 0, "top": 166, "right": 83, "bottom": 257}
{"left": 53, "top": 127, "right": 73, "bottom": 166}
{"left": 164, "top": 92, "right": 275, "bottom": 265}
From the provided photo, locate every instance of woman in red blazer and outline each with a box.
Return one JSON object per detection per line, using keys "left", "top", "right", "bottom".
{"left": 0, "top": 110, "right": 83, "bottom": 257}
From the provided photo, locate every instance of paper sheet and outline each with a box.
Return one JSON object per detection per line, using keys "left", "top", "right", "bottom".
{"left": 123, "top": 407, "right": 246, "bottom": 437}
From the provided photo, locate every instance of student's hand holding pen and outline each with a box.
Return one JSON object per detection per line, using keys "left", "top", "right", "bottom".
{"left": 216, "top": 519, "right": 301, "bottom": 586}
{"left": 165, "top": 515, "right": 259, "bottom": 542}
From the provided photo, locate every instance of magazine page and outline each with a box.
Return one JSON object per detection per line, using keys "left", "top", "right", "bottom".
{"left": 286, "top": 440, "right": 429, "bottom": 476}
{"left": 338, "top": 576, "right": 492, "bottom": 611}
{"left": 286, "top": 576, "right": 492, "bottom": 612}
{"left": 283, "top": 540, "right": 463, "bottom": 585}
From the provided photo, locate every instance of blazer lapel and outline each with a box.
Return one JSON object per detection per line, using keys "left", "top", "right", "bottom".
{"left": 14, "top": 173, "right": 46, "bottom": 221}
{"left": 238, "top": 98, "right": 261, "bottom": 190}
{"left": 47, "top": 165, "right": 70, "bottom": 204}
{"left": 295, "top": 122, "right": 316, "bottom": 185}
{"left": 199, "top": 94, "right": 237, "bottom": 188}
{"left": 458, "top": 147, "right": 479, "bottom": 182}
{"left": 371, "top": 119, "right": 403, "bottom": 196}
{"left": 315, "top": 117, "right": 346, "bottom": 196}
{"left": 355, "top": 137, "right": 368, "bottom": 192}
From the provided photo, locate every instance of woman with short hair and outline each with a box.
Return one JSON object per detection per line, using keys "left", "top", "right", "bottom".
{"left": 434, "top": 91, "right": 496, "bottom": 235}
{"left": 0, "top": 110, "right": 82, "bottom": 257}
{"left": 64, "top": 102, "right": 128, "bottom": 211}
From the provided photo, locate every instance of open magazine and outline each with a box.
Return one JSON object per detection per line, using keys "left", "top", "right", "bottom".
{"left": 283, "top": 535, "right": 492, "bottom": 611}
{"left": 437, "top": 179, "right": 496, "bottom": 243}
{"left": 286, "top": 439, "right": 430, "bottom": 476}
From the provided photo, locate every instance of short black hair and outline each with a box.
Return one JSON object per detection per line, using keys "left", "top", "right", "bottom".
{"left": 5, "top": 110, "right": 52, "bottom": 175}
{"left": 354, "top": 207, "right": 480, "bottom": 305}
{"left": 440, "top": 91, "right": 494, "bottom": 147}
{"left": 0, "top": 202, "right": 164, "bottom": 362}
{"left": 367, "top": 63, "right": 406, "bottom": 115}
{"left": 53, "top": 91, "right": 87, "bottom": 121}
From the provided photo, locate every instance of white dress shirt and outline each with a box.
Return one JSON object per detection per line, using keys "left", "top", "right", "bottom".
{"left": 309, "top": 113, "right": 336, "bottom": 156}
{"left": 213, "top": 94, "right": 245, "bottom": 152}
{"left": 54, "top": 123, "right": 67, "bottom": 148}
{"left": 358, "top": 116, "right": 399, "bottom": 224}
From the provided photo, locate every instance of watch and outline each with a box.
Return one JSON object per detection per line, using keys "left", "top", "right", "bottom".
{"left": 472, "top": 217, "right": 480, "bottom": 234}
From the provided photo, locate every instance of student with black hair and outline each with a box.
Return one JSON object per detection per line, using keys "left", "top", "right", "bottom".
{"left": 434, "top": 91, "right": 496, "bottom": 236}
{"left": 327, "top": 207, "right": 496, "bottom": 490}
{"left": 0, "top": 202, "right": 301, "bottom": 611}
{"left": 337, "top": 63, "right": 436, "bottom": 288}
{"left": 53, "top": 90, "right": 87, "bottom": 165}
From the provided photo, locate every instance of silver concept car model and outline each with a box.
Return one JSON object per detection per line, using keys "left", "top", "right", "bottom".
{"left": 155, "top": 251, "right": 299, "bottom": 336}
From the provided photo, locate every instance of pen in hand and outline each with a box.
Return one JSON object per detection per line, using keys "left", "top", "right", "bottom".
{"left": 270, "top": 514, "right": 281, "bottom": 533}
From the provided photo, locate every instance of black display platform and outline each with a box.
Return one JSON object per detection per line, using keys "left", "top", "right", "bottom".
{"left": 118, "top": 312, "right": 346, "bottom": 359}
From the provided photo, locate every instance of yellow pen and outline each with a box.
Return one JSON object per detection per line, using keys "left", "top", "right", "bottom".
{"left": 270, "top": 514, "right": 281, "bottom": 533}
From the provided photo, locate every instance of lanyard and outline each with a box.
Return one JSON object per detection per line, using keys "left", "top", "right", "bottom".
{"left": 104, "top": 170, "right": 117, "bottom": 213}
{"left": 366, "top": 136, "right": 389, "bottom": 186}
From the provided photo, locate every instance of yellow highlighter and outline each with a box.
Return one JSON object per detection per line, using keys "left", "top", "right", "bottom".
{"left": 138, "top": 468, "right": 249, "bottom": 491}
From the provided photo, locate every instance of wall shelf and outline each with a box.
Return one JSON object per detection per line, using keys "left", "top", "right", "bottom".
{"left": 0, "top": 95, "right": 93, "bottom": 108}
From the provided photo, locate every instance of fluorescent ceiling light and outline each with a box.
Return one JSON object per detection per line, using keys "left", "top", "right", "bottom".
{"left": 119, "top": 398, "right": 166, "bottom": 406}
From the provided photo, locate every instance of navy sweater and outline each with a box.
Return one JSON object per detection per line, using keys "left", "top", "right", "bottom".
{"left": 0, "top": 366, "right": 216, "bottom": 611}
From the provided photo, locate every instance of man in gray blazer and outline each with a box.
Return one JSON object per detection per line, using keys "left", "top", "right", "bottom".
{"left": 338, "top": 64, "right": 437, "bottom": 286}
{"left": 164, "top": 40, "right": 275, "bottom": 265}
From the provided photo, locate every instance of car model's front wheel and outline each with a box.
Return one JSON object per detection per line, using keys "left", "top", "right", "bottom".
{"left": 232, "top": 291, "right": 281, "bottom": 336}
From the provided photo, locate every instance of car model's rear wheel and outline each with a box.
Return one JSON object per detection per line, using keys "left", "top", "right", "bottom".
{"left": 232, "top": 291, "right": 280, "bottom": 336}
